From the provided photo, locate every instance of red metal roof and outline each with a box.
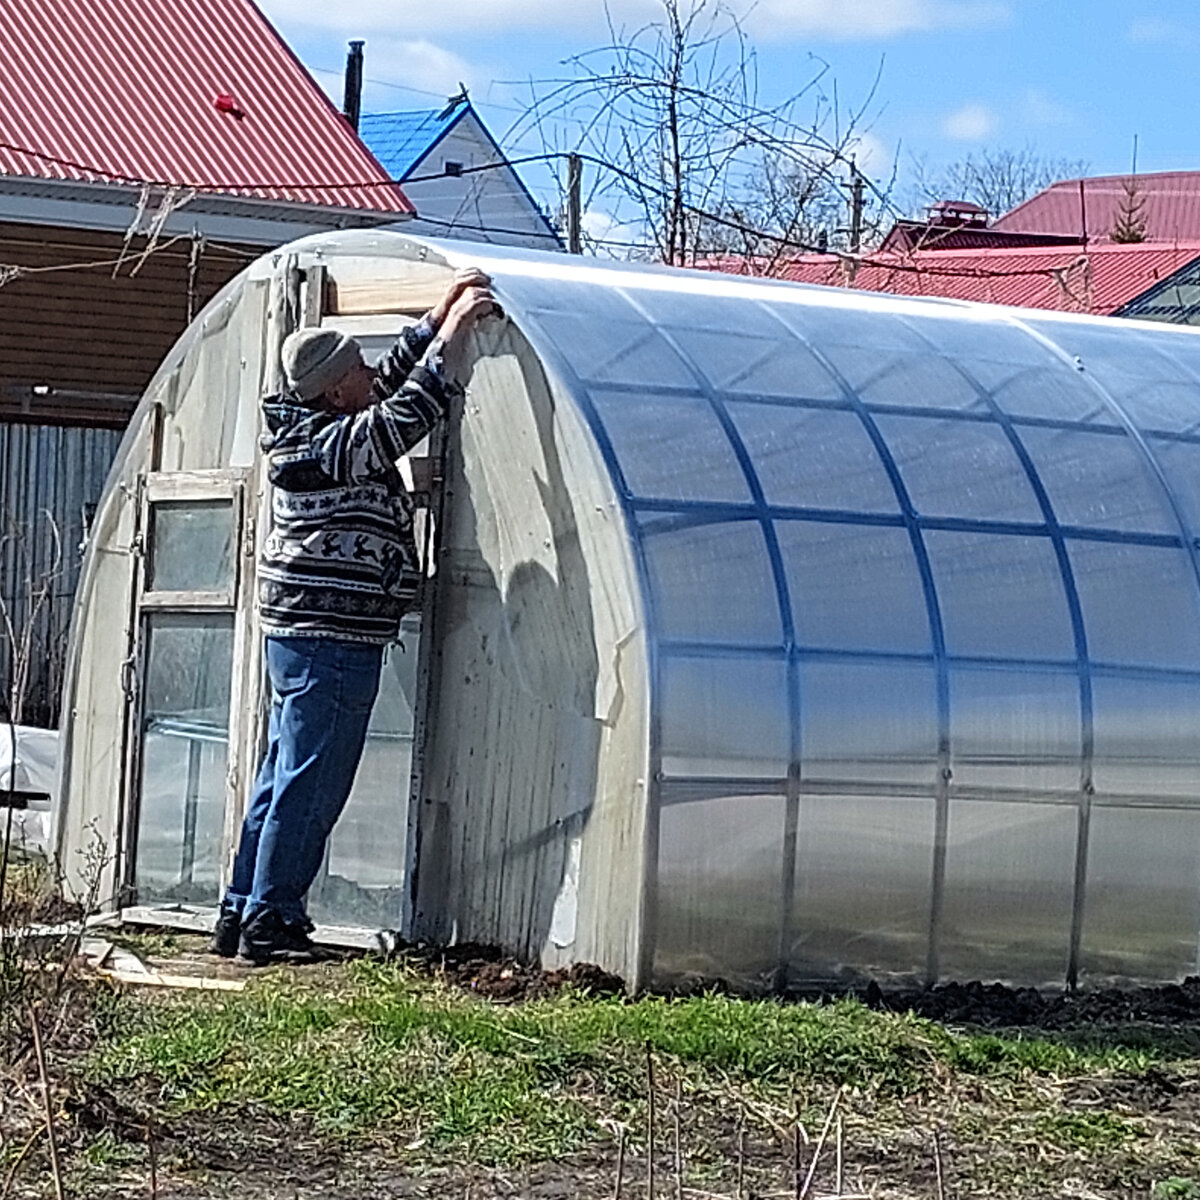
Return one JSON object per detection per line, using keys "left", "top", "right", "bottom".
{"left": 0, "top": 0, "right": 412, "bottom": 214}
{"left": 993, "top": 172, "right": 1200, "bottom": 244}
{"left": 713, "top": 242, "right": 1200, "bottom": 315}
{"left": 879, "top": 220, "right": 1083, "bottom": 254}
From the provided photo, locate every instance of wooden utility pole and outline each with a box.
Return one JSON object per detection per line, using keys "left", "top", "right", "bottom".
{"left": 567, "top": 153, "right": 583, "bottom": 254}
{"left": 848, "top": 161, "right": 864, "bottom": 254}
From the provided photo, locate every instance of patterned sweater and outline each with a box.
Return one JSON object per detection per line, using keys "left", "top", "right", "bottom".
{"left": 257, "top": 320, "right": 454, "bottom": 644}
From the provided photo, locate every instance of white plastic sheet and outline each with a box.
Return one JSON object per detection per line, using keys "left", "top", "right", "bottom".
{"left": 0, "top": 724, "right": 58, "bottom": 857}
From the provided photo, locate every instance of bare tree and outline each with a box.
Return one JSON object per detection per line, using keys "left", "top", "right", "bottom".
{"left": 512, "top": 0, "right": 885, "bottom": 267}
{"left": 908, "top": 144, "right": 1089, "bottom": 221}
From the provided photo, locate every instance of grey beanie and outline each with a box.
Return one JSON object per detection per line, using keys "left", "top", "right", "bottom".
{"left": 280, "top": 327, "right": 362, "bottom": 401}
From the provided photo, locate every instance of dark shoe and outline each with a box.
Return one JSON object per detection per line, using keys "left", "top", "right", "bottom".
{"left": 238, "top": 909, "right": 318, "bottom": 967}
{"left": 209, "top": 905, "right": 242, "bottom": 958}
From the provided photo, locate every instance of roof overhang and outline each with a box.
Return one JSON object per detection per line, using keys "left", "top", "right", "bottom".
{"left": 0, "top": 174, "right": 412, "bottom": 247}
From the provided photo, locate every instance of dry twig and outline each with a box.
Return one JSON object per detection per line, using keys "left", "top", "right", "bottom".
{"left": 614, "top": 1124, "right": 627, "bottom": 1200}
{"left": 835, "top": 1114, "right": 844, "bottom": 1197}
{"left": 0, "top": 1129, "right": 40, "bottom": 1200}
{"left": 735, "top": 1103, "right": 745, "bottom": 1200}
{"left": 800, "top": 1090, "right": 842, "bottom": 1200}
{"left": 30, "top": 1009, "right": 64, "bottom": 1200}
{"left": 646, "top": 1043, "right": 656, "bottom": 1199}
{"left": 673, "top": 1077, "right": 684, "bottom": 1200}
{"left": 932, "top": 1128, "right": 945, "bottom": 1200}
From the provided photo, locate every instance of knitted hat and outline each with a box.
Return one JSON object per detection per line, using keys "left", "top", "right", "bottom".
{"left": 280, "top": 328, "right": 362, "bottom": 401}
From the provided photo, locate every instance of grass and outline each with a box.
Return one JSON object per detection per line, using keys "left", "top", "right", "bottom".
{"left": 69, "top": 948, "right": 1200, "bottom": 1196}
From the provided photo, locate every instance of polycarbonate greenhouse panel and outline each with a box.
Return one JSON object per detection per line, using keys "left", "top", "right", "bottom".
{"left": 937, "top": 799, "right": 1077, "bottom": 985}
{"left": 506, "top": 268, "right": 1200, "bottom": 989}
{"left": 789, "top": 794, "right": 935, "bottom": 986}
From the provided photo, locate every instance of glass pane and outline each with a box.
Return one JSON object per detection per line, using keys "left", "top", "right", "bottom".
{"left": 1017, "top": 426, "right": 1173, "bottom": 535}
{"left": 1080, "top": 805, "right": 1200, "bottom": 984}
{"left": 790, "top": 794, "right": 932, "bottom": 986}
{"left": 660, "top": 655, "right": 789, "bottom": 779}
{"left": 1145, "top": 436, "right": 1200, "bottom": 536}
{"left": 727, "top": 402, "right": 900, "bottom": 513}
{"left": 925, "top": 531, "right": 1076, "bottom": 661}
{"left": 800, "top": 661, "right": 938, "bottom": 786}
{"left": 1091, "top": 674, "right": 1200, "bottom": 799}
{"left": 135, "top": 612, "right": 233, "bottom": 904}
{"left": 148, "top": 499, "right": 236, "bottom": 592}
{"left": 654, "top": 789, "right": 786, "bottom": 989}
{"left": 776, "top": 521, "right": 930, "bottom": 654}
{"left": 939, "top": 800, "right": 1076, "bottom": 986}
{"left": 874, "top": 413, "right": 1043, "bottom": 523}
{"left": 308, "top": 618, "right": 419, "bottom": 927}
{"left": 640, "top": 516, "right": 783, "bottom": 645}
{"left": 949, "top": 667, "right": 1081, "bottom": 796}
{"left": 591, "top": 392, "right": 751, "bottom": 504}
{"left": 1067, "top": 540, "right": 1200, "bottom": 669}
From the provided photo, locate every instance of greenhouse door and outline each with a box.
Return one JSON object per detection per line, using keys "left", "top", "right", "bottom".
{"left": 119, "top": 470, "right": 249, "bottom": 909}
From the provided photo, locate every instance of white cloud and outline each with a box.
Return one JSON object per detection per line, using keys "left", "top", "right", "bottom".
{"left": 1020, "top": 88, "right": 1072, "bottom": 128}
{"left": 1128, "top": 17, "right": 1194, "bottom": 46}
{"left": 741, "top": 0, "right": 1010, "bottom": 40}
{"left": 845, "top": 131, "right": 891, "bottom": 175}
{"left": 581, "top": 209, "right": 621, "bottom": 241}
{"left": 357, "top": 39, "right": 480, "bottom": 104}
{"left": 942, "top": 102, "right": 997, "bottom": 141}
{"left": 260, "top": 0, "right": 1008, "bottom": 40}
{"left": 259, "top": 0, "right": 649, "bottom": 36}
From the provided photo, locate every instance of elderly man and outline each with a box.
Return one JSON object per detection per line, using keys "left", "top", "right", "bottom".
{"left": 211, "top": 268, "right": 497, "bottom": 965}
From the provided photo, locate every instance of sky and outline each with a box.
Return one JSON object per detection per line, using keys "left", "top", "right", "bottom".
{"left": 255, "top": 0, "right": 1200, "bottom": 231}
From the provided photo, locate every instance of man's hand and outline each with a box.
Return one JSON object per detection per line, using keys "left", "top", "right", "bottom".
{"left": 440, "top": 285, "right": 500, "bottom": 342}
{"left": 429, "top": 267, "right": 492, "bottom": 330}
{"left": 436, "top": 284, "right": 500, "bottom": 383}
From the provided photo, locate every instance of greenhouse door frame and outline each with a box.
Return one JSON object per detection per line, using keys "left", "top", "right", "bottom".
{"left": 117, "top": 467, "right": 251, "bottom": 909}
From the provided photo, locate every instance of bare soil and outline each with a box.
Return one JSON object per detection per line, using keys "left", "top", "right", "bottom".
{"left": 7, "top": 936, "right": 1200, "bottom": 1199}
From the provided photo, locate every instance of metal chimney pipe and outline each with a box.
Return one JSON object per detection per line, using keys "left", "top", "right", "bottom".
{"left": 343, "top": 40, "right": 364, "bottom": 131}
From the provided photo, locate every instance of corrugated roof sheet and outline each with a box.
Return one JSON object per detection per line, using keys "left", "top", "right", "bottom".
{"left": 880, "top": 220, "right": 1083, "bottom": 253}
{"left": 0, "top": 0, "right": 412, "bottom": 213}
{"left": 714, "top": 242, "right": 1200, "bottom": 315}
{"left": 994, "top": 172, "right": 1200, "bottom": 243}
{"left": 358, "top": 110, "right": 460, "bottom": 181}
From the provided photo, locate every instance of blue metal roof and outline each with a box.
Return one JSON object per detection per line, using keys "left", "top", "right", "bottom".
{"left": 358, "top": 109, "right": 459, "bottom": 181}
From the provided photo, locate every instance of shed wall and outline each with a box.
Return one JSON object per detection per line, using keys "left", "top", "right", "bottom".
{"left": 0, "top": 222, "right": 251, "bottom": 404}
{"left": 0, "top": 422, "right": 122, "bottom": 725}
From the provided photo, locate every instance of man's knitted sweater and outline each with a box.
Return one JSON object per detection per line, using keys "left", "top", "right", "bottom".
{"left": 258, "top": 320, "right": 453, "bottom": 644}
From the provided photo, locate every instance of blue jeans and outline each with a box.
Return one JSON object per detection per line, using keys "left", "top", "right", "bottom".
{"left": 224, "top": 636, "right": 383, "bottom": 925}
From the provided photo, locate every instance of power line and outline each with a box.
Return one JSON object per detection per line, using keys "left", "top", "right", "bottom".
{"left": 0, "top": 136, "right": 1108, "bottom": 284}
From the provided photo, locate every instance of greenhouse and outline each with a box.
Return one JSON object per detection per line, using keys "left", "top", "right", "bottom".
{"left": 53, "top": 230, "right": 1200, "bottom": 993}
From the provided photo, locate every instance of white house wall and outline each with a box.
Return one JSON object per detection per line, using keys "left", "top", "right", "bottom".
{"left": 400, "top": 116, "right": 560, "bottom": 251}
